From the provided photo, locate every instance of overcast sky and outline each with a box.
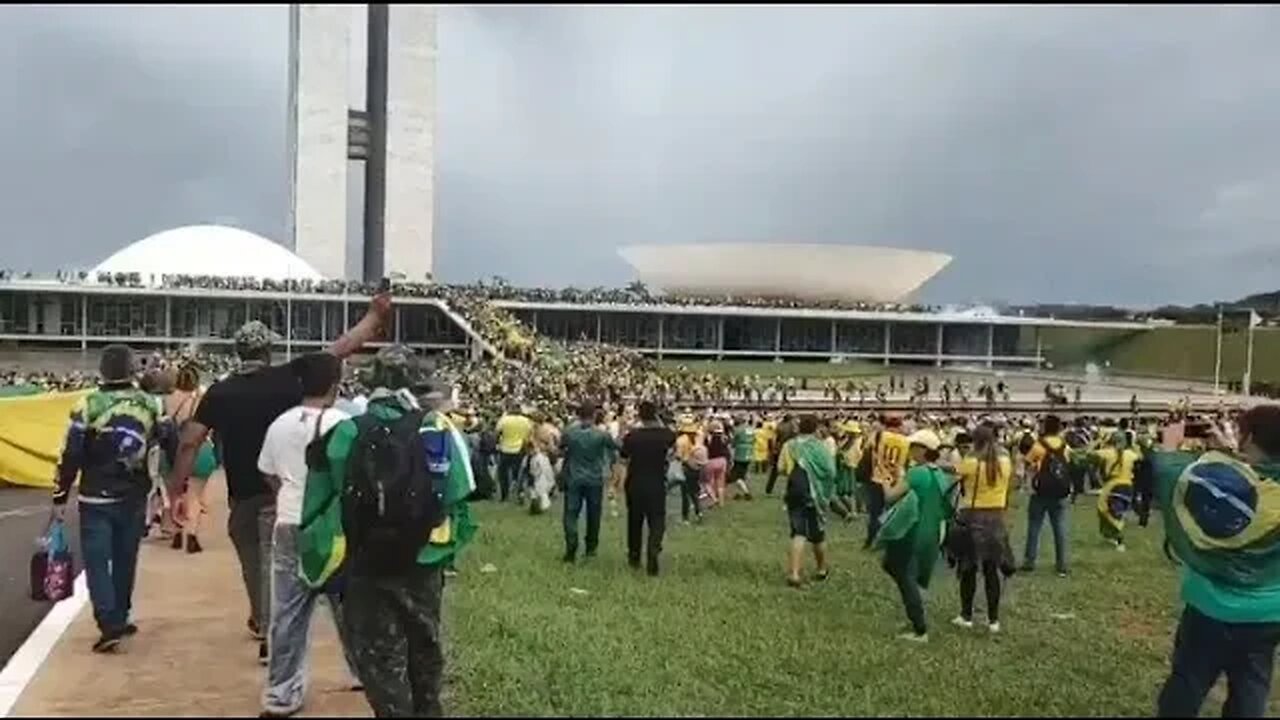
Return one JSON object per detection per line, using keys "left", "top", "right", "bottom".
{"left": 3, "top": 4, "right": 1280, "bottom": 306}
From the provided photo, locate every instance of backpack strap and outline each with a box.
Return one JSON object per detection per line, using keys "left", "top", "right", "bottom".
{"left": 311, "top": 408, "right": 327, "bottom": 443}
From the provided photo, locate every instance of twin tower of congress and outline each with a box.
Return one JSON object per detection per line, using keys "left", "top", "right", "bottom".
{"left": 288, "top": 4, "right": 436, "bottom": 284}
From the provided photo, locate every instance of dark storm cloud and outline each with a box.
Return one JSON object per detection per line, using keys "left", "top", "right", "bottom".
{"left": 3, "top": 5, "right": 1280, "bottom": 306}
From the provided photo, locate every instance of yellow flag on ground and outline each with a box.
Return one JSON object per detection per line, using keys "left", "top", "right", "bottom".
{"left": 0, "top": 390, "right": 89, "bottom": 488}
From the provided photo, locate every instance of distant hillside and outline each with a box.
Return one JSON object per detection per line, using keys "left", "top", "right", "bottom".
{"left": 1234, "top": 290, "right": 1280, "bottom": 312}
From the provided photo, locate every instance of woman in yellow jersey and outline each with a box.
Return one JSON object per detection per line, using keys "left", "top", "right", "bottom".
{"left": 860, "top": 415, "right": 911, "bottom": 548}
{"left": 1095, "top": 432, "right": 1141, "bottom": 551}
{"left": 949, "top": 425, "right": 1014, "bottom": 634}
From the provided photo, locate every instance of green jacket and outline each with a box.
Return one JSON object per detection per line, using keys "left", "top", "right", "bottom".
{"left": 559, "top": 422, "right": 618, "bottom": 489}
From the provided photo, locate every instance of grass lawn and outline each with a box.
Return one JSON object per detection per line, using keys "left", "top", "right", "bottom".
{"left": 437, "top": 473, "right": 1261, "bottom": 717}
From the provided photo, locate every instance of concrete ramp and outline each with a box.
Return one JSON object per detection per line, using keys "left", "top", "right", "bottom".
{"left": 428, "top": 299, "right": 505, "bottom": 362}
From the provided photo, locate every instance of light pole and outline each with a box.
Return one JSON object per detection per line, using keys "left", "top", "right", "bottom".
{"left": 1244, "top": 309, "right": 1259, "bottom": 397}
{"left": 1213, "top": 305, "right": 1223, "bottom": 395}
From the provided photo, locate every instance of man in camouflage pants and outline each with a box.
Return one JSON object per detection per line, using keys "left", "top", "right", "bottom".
{"left": 324, "top": 346, "right": 476, "bottom": 717}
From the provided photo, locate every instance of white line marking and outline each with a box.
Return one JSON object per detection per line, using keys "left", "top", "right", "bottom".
{"left": 0, "top": 572, "right": 88, "bottom": 717}
{"left": 0, "top": 507, "right": 47, "bottom": 522}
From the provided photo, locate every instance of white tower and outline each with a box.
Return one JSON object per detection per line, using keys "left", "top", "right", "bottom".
{"left": 286, "top": 4, "right": 437, "bottom": 282}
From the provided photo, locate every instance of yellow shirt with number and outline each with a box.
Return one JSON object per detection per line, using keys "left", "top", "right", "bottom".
{"left": 872, "top": 431, "right": 910, "bottom": 487}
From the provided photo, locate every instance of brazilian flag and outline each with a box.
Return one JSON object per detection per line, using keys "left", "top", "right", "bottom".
{"left": 874, "top": 491, "right": 919, "bottom": 550}
{"left": 1097, "top": 478, "right": 1133, "bottom": 542}
{"left": 1158, "top": 451, "right": 1280, "bottom": 588}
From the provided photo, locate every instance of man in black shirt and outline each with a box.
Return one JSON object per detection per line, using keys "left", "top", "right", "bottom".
{"left": 168, "top": 294, "right": 389, "bottom": 665}
{"left": 619, "top": 401, "right": 676, "bottom": 576}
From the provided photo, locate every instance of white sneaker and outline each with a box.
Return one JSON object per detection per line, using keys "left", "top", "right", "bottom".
{"left": 988, "top": 621, "right": 1001, "bottom": 634}
{"left": 897, "top": 632, "right": 929, "bottom": 644}
{"left": 951, "top": 616, "right": 974, "bottom": 629}
{"left": 1115, "top": 543, "right": 1127, "bottom": 553}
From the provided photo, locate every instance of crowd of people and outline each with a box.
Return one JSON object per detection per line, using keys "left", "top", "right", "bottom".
{"left": 22, "top": 280, "right": 1280, "bottom": 720}
{"left": 464, "top": 398, "right": 1280, "bottom": 718}
{"left": 5, "top": 268, "right": 941, "bottom": 313}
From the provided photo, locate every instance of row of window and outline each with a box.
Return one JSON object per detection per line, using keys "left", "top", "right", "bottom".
{"left": 0, "top": 294, "right": 466, "bottom": 344}
{"left": 514, "top": 310, "right": 1026, "bottom": 356}
{"left": 0, "top": 292, "right": 1027, "bottom": 356}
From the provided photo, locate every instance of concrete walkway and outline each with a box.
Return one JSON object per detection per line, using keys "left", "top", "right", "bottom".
{"left": 6, "top": 475, "right": 369, "bottom": 717}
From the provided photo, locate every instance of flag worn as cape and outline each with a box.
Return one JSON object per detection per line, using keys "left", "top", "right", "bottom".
{"left": 873, "top": 490, "right": 920, "bottom": 549}
{"left": 785, "top": 435, "right": 837, "bottom": 507}
{"left": 297, "top": 401, "right": 478, "bottom": 589}
{"left": 1097, "top": 478, "right": 1133, "bottom": 542}
{"left": 1156, "top": 450, "right": 1280, "bottom": 588}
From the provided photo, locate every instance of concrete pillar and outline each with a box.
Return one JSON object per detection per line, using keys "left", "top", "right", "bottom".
{"left": 986, "top": 324, "right": 995, "bottom": 369}
{"left": 935, "top": 324, "right": 944, "bottom": 368}
{"left": 80, "top": 293, "right": 88, "bottom": 352}
{"left": 883, "top": 322, "right": 892, "bottom": 367}
{"left": 382, "top": 4, "right": 437, "bottom": 282}
{"left": 287, "top": 4, "right": 351, "bottom": 279}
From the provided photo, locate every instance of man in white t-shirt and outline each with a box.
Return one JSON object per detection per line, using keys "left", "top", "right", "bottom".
{"left": 257, "top": 353, "right": 361, "bottom": 717}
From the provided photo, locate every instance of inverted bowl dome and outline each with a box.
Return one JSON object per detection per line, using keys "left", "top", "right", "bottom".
{"left": 618, "top": 243, "right": 951, "bottom": 304}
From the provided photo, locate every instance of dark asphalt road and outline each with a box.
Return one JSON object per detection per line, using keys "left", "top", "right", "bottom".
{"left": 0, "top": 486, "right": 80, "bottom": 667}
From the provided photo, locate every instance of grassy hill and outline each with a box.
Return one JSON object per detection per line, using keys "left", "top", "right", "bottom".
{"left": 1027, "top": 325, "right": 1280, "bottom": 384}
{"left": 652, "top": 325, "right": 1279, "bottom": 385}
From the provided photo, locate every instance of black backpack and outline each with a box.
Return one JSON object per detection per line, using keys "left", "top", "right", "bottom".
{"left": 1032, "top": 439, "right": 1072, "bottom": 499}
{"left": 784, "top": 463, "right": 813, "bottom": 510}
{"left": 342, "top": 410, "right": 447, "bottom": 575}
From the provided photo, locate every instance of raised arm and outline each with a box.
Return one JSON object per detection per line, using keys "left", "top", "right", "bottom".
{"left": 328, "top": 293, "right": 393, "bottom": 360}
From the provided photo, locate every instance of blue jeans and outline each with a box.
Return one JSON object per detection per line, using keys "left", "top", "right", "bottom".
{"left": 563, "top": 485, "right": 603, "bottom": 558}
{"left": 80, "top": 498, "right": 147, "bottom": 633}
{"left": 264, "top": 524, "right": 360, "bottom": 714}
{"left": 1157, "top": 605, "right": 1280, "bottom": 717}
{"left": 1023, "top": 495, "right": 1069, "bottom": 573}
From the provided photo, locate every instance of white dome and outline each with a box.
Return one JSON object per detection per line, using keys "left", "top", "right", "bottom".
{"left": 92, "top": 225, "right": 325, "bottom": 281}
